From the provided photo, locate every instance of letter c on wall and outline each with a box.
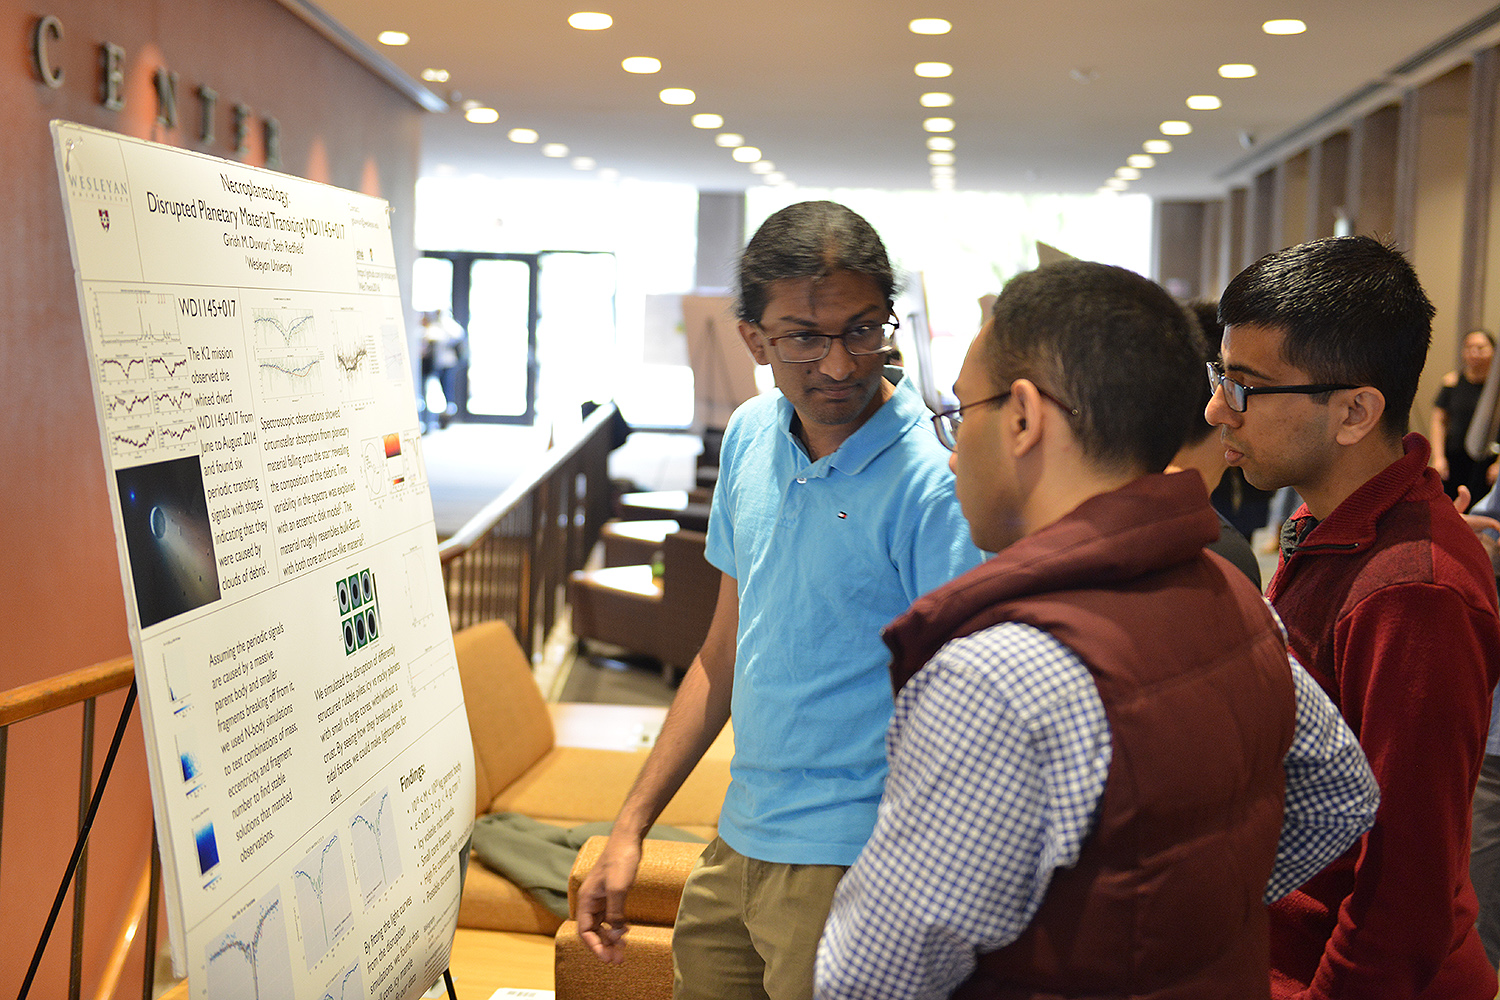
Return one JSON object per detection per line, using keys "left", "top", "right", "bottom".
{"left": 32, "top": 15, "right": 63, "bottom": 89}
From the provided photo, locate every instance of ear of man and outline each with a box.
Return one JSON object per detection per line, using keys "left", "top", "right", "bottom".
{"left": 738, "top": 322, "right": 770, "bottom": 365}
{"left": 1009, "top": 379, "right": 1050, "bottom": 458}
{"left": 1333, "top": 386, "right": 1387, "bottom": 447}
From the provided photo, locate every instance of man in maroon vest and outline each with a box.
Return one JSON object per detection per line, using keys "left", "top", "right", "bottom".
{"left": 1208, "top": 236, "right": 1500, "bottom": 999}
{"left": 815, "top": 260, "right": 1378, "bottom": 1000}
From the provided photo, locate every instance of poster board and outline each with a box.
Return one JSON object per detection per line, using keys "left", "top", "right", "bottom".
{"left": 51, "top": 121, "right": 473, "bottom": 1000}
{"left": 681, "top": 294, "right": 757, "bottom": 431}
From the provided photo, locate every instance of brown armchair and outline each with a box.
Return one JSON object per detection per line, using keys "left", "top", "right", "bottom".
{"left": 568, "top": 529, "right": 718, "bottom": 682}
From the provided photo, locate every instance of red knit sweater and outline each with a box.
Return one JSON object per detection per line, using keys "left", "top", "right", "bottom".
{"left": 1267, "top": 434, "right": 1500, "bottom": 999}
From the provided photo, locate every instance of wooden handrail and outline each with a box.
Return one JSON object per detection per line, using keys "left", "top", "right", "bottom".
{"left": 0, "top": 655, "right": 133, "bottom": 727}
{"left": 438, "top": 404, "right": 617, "bottom": 562}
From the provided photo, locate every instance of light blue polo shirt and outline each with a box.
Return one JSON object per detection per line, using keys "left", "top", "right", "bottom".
{"left": 705, "top": 370, "right": 983, "bottom": 865}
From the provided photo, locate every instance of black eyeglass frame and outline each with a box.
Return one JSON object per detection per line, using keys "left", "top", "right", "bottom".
{"left": 1206, "top": 361, "right": 1359, "bottom": 413}
{"left": 930, "top": 385, "right": 1080, "bottom": 451}
{"left": 753, "top": 318, "right": 900, "bottom": 363}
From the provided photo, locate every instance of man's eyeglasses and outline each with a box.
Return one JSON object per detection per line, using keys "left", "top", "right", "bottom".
{"left": 930, "top": 386, "right": 1079, "bottom": 451}
{"left": 1206, "top": 361, "right": 1358, "bottom": 413}
{"left": 757, "top": 319, "right": 898, "bottom": 363}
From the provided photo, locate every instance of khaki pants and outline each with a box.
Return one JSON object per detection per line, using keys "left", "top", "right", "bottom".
{"left": 672, "top": 837, "right": 847, "bottom": 1000}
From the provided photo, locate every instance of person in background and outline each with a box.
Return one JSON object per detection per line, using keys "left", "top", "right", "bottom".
{"left": 421, "top": 308, "right": 465, "bottom": 428}
{"left": 816, "top": 260, "right": 1377, "bottom": 1000}
{"left": 1208, "top": 235, "right": 1500, "bottom": 999}
{"left": 1170, "top": 299, "right": 1261, "bottom": 587}
{"left": 575, "top": 201, "right": 983, "bottom": 1000}
{"left": 1432, "top": 329, "right": 1498, "bottom": 500}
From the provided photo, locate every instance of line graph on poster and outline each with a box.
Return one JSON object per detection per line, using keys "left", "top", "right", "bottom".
{"left": 292, "top": 834, "right": 354, "bottom": 968}
{"left": 258, "top": 352, "right": 325, "bottom": 400}
{"left": 205, "top": 886, "right": 294, "bottom": 1000}
{"left": 253, "top": 307, "right": 317, "bottom": 351}
{"left": 99, "top": 353, "right": 191, "bottom": 385}
{"left": 91, "top": 287, "right": 182, "bottom": 347}
{"left": 108, "top": 421, "right": 199, "bottom": 462}
{"left": 349, "top": 787, "right": 403, "bottom": 906}
{"left": 330, "top": 311, "right": 380, "bottom": 404}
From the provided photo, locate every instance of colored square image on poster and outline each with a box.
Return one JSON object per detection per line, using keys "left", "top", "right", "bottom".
{"left": 338, "top": 569, "right": 380, "bottom": 655}
{"left": 115, "top": 456, "right": 221, "bottom": 628}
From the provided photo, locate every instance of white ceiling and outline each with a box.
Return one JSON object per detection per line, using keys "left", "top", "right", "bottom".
{"left": 307, "top": 0, "right": 1500, "bottom": 198}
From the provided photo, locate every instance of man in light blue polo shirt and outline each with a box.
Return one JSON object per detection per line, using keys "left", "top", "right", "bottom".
{"left": 575, "top": 201, "right": 981, "bottom": 1000}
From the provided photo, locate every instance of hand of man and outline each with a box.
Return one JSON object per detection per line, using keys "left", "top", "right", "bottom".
{"left": 575, "top": 835, "right": 643, "bottom": 963}
{"left": 1454, "top": 485, "right": 1500, "bottom": 535}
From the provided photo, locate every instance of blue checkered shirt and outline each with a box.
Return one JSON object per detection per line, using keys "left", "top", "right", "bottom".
{"left": 815, "top": 619, "right": 1378, "bottom": 1000}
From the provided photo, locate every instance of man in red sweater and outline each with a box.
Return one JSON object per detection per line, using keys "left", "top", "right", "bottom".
{"left": 1208, "top": 235, "right": 1500, "bottom": 998}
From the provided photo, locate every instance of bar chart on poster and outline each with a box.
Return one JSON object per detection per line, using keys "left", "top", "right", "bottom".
{"left": 52, "top": 121, "right": 475, "bottom": 1000}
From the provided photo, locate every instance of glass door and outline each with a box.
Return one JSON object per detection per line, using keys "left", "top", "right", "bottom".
{"left": 466, "top": 257, "right": 537, "bottom": 422}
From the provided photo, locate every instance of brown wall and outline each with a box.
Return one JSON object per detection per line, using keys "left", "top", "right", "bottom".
{"left": 1, "top": 0, "right": 422, "bottom": 993}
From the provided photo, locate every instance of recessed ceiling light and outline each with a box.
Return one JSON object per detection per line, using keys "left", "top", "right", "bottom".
{"left": 692, "top": 114, "right": 723, "bottom": 129}
{"left": 542, "top": 143, "right": 569, "bottom": 157}
{"left": 1116, "top": 167, "right": 1141, "bottom": 180}
{"left": 714, "top": 133, "right": 744, "bottom": 147}
{"left": 1160, "top": 120, "right": 1192, "bottom": 136}
{"left": 915, "top": 62, "right": 952, "bottom": 78}
{"left": 927, "top": 136, "right": 956, "bottom": 151}
{"left": 464, "top": 107, "right": 499, "bottom": 124}
{"left": 1143, "top": 139, "right": 1173, "bottom": 154}
{"left": 909, "top": 18, "right": 951, "bottom": 34}
{"left": 598, "top": 167, "right": 620, "bottom": 180}
{"left": 1219, "top": 63, "right": 1256, "bottom": 79}
{"left": 1127, "top": 154, "right": 1155, "bottom": 168}
{"left": 1263, "top": 19, "right": 1306, "bottom": 35}
{"left": 732, "top": 146, "right": 761, "bottom": 163}
{"left": 421, "top": 68, "right": 450, "bottom": 83}
{"left": 1105, "top": 178, "right": 1128, "bottom": 190}
{"left": 931, "top": 165, "right": 955, "bottom": 178}
{"left": 933, "top": 177, "right": 956, "bottom": 191}
{"left": 923, "top": 117, "right": 955, "bottom": 132}
{"left": 659, "top": 88, "right": 695, "bottom": 105}
{"left": 1186, "top": 95, "right": 1222, "bottom": 110}
{"left": 928, "top": 152, "right": 955, "bottom": 166}
{"left": 768, "top": 174, "right": 787, "bottom": 185}
{"left": 750, "top": 161, "right": 774, "bottom": 174}
{"left": 572, "top": 156, "right": 596, "bottom": 170}
{"left": 568, "top": 12, "right": 612, "bottom": 30}
{"left": 377, "top": 30, "right": 409, "bottom": 46}
{"left": 920, "top": 92, "right": 954, "bottom": 108}
{"left": 622, "top": 57, "right": 661, "bottom": 74}
{"left": 508, "top": 128, "right": 539, "bottom": 143}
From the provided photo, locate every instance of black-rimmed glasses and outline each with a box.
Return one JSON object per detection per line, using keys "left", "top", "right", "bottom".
{"left": 756, "top": 318, "right": 898, "bottom": 363}
{"left": 1206, "top": 361, "right": 1358, "bottom": 413}
{"left": 931, "top": 386, "right": 1079, "bottom": 451}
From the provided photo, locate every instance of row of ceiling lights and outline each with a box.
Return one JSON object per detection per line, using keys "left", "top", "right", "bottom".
{"left": 1102, "top": 17, "right": 1307, "bottom": 193}
{"left": 379, "top": 14, "right": 790, "bottom": 186}
{"left": 910, "top": 18, "right": 957, "bottom": 191}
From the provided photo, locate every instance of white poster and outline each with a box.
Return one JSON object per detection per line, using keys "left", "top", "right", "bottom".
{"left": 51, "top": 121, "right": 474, "bottom": 1000}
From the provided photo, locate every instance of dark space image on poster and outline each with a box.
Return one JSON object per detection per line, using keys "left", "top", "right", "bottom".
{"left": 116, "top": 456, "right": 220, "bottom": 627}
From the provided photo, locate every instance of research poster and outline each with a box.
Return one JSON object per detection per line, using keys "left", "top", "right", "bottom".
{"left": 52, "top": 121, "right": 474, "bottom": 1000}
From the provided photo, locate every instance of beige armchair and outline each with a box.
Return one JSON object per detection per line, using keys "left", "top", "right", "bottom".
{"left": 452, "top": 620, "right": 727, "bottom": 934}
{"left": 554, "top": 835, "right": 703, "bottom": 1000}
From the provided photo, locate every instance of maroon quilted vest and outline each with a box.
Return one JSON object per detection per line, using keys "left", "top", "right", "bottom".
{"left": 884, "top": 473, "right": 1296, "bottom": 1000}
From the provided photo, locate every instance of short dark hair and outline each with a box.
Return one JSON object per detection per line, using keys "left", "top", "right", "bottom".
{"left": 735, "top": 201, "right": 896, "bottom": 323}
{"left": 983, "top": 261, "right": 1205, "bottom": 474}
{"left": 1218, "top": 236, "right": 1434, "bottom": 438}
{"left": 1180, "top": 300, "right": 1222, "bottom": 446}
